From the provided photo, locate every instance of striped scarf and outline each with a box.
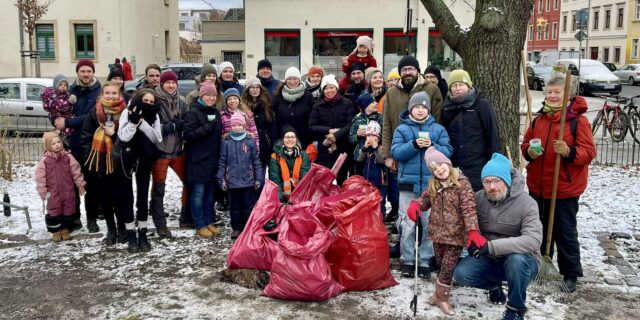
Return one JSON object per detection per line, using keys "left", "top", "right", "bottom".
{"left": 84, "top": 96, "right": 125, "bottom": 174}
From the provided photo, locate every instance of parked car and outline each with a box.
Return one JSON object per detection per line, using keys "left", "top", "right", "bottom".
{"left": 603, "top": 62, "right": 617, "bottom": 72}
{"left": 526, "top": 65, "right": 552, "bottom": 91}
{"left": 0, "top": 78, "right": 55, "bottom": 132}
{"left": 613, "top": 64, "right": 640, "bottom": 86}
{"left": 556, "top": 59, "right": 622, "bottom": 96}
{"left": 124, "top": 63, "right": 203, "bottom": 96}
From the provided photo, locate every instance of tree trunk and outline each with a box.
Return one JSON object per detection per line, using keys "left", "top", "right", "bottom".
{"left": 421, "top": 0, "right": 534, "bottom": 167}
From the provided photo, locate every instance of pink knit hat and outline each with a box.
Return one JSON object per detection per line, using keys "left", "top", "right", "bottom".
{"left": 424, "top": 147, "right": 451, "bottom": 172}
{"left": 230, "top": 112, "right": 246, "bottom": 127}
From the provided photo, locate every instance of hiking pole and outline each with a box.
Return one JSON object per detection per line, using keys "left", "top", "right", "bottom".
{"left": 521, "top": 50, "right": 534, "bottom": 170}
{"left": 409, "top": 217, "right": 419, "bottom": 317}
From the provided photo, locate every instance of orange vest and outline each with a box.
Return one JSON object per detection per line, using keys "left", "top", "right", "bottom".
{"left": 271, "top": 153, "right": 302, "bottom": 196}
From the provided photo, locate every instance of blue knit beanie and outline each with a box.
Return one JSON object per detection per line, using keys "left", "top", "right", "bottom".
{"left": 224, "top": 88, "right": 241, "bottom": 101}
{"left": 481, "top": 153, "right": 512, "bottom": 187}
{"left": 356, "top": 92, "right": 375, "bottom": 110}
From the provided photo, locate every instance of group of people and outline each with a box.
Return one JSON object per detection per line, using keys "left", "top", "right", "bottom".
{"left": 35, "top": 35, "right": 595, "bottom": 320}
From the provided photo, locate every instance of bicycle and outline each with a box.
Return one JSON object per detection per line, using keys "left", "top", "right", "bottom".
{"left": 591, "top": 94, "right": 629, "bottom": 142}
{"left": 623, "top": 95, "right": 640, "bottom": 144}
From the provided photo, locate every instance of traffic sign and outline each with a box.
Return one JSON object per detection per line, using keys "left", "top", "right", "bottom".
{"left": 576, "top": 8, "right": 588, "bottom": 30}
{"left": 575, "top": 30, "right": 587, "bottom": 42}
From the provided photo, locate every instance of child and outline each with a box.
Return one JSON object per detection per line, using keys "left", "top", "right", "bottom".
{"left": 41, "top": 74, "right": 74, "bottom": 136}
{"left": 355, "top": 121, "right": 390, "bottom": 218}
{"left": 407, "top": 147, "right": 484, "bottom": 315}
{"left": 35, "top": 132, "right": 86, "bottom": 242}
{"left": 339, "top": 36, "right": 377, "bottom": 92}
{"left": 220, "top": 88, "right": 260, "bottom": 149}
{"left": 217, "top": 112, "right": 264, "bottom": 240}
{"left": 390, "top": 91, "right": 453, "bottom": 279}
{"left": 350, "top": 92, "right": 383, "bottom": 175}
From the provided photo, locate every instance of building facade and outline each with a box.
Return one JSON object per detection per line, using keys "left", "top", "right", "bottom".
{"left": 558, "top": 0, "right": 628, "bottom": 67}
{"left": 1, "top": 0, "right": 180, "bottom": 78}
{"left": 527, "top": 0, "right": 562, "bottom": 62}
{"left": 625, "top": 0, "right": 640, "bottom": 63}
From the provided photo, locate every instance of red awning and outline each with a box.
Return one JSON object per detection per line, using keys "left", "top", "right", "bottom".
{"left": 429, "top": 30, "right": 442, "bottom": 37}
{"left": 384, "top": 30, "right": 417, "bottom": 37}
{"left": 314, "top": 31, "right": 373, "bottom": 37}
{"left": 265, "top": 31, "right": 299, "bottom": 38}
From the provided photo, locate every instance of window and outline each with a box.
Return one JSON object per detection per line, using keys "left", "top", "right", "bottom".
{"left": 426, "top": 28, "right": 461, "bottom": 71}
{"left": 637, "top": 0, "right": 640, "bottom": 20}
{"left": 313, "top": 30, "right": 373, "bottom": 79}
{"left": 180, "top": 12, "right": 188, "bottom": 16}
{"left": 552, "top": 22, "right": 558, "bottom": 39}
{"left": 603, "top": 47, "right": 610, "bottom": 62}
{"left": 179, "top": 23, "right": 185, "bottom": 31}
{"left": 0, "top": 83, "right": 20, "bottom": 100}
{"left": 618, "top": 7, "right": 624, "bottom": 28}
{"left": 632, "top": 40, "right": 639, "bottom": 59}
{"left": 35, "top": 24, "right": 55, "bottom": 59}
{"left": 593, "top": 11, "right": 599, "bottom": 30}
{"left": 199, "top": 12, "right": 207, "bottom": 20}
{"left": 265, "top": 30, "right": 301, "bottom": 79}
{"left": 554, "top": 0, "right": 559, "bottom": 10}
{"left": 546, "top": 0, "right": 551, "bottom": 11}
{"left": 529, "top": 25, "right": 533, "bottom": 40}
{"left": 26, "top": 84, "right": 44, "bottom": 101}
{"left": 544, "top": 25, "right": 549, "bottom": 40}
{"left": 572, "top": 12, "right": 577, "bottom": 31}
{"left": 73, "top": 24, "right": 94, "bottom": 59}
{"left": 386, "top": 30, "right": 418, "bottom": 74}
{"left": 614, "top": 47, "right": 621, "bottom": 62}
{"left": 562, "top": 15, "right": 567, "bottom": 32}
{"left": 538, "top": 0, "right": 543, "bottom": 12}
{"left": 605, "top": 9, "right": 611, "bottom": 28}
{"left": 537, "top": 27, "right": 542, "bottom": 40}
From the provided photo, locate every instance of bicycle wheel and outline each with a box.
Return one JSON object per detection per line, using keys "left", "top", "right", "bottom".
{"left": 608, "top": 110, "right": 629, "bottom": 142}
{"left": 591, "top": 111, "right": 603, "bottom": 137}
{"left": 628, "top": 109, "right": 640, "bottom": 144}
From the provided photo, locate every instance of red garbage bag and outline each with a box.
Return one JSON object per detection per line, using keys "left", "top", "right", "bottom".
{"left": 226, "top": 180, "right": 284, "bottom": 271}
{"left": 262, "top": 213, "right": 344, "bottom": 301}
{"left": 327, "top": 176, "right": 399, "bottom": 291}
{"left": 289, "top": 163, "right": 340, "bottom": 203}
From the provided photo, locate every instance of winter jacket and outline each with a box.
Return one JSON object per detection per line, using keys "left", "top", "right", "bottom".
{"left": 217, "top": 135, "right": 263, "bottom": 189}
{"left": 155, "top": 87, "right": 187, "bottom": 158}
{"left": 258, "top": 75, "right": 282, "bottom": 101}
{"left": 41, "top": 87, "right": 74, "bottom": 135}
{"left": 356, "top": 145, "right": 386, "bottom": 187}
{"left": 474, "top": 169, "right": 543, "bottom": 265}
{"left": 343, "top": 82, "right": 366, "bottom": 113}
{"left": 220, "top": 109, "right": 260, "bottom": 150}
{"left": 416, "top": 173, "right": 479, "bottom": 246}
{"left": 268, "top": 140, "right": 312, "bottom": 201}
{"left": 117, "top": 111, "right": 163, "bottom": 166}
{"left": 308, "top": 96, "right": 357, "bottom": 169}
{"left": 123, "top": 62, "right": 133, "bottom": 81}
{"left": 183, "top": 101, "right": 222, "bottom": 183}
{"left": 249, "top": 100, "right": 279, "bottom": 166}
{"left": 381, "top": 75, "right": 444, "bottom": 159}
{"left": 390, "top": 111, "right": 453, "bottom": 194}
{"left": 339, "top": 53, "right": 377, "bottom": 92}
{"left": 442, "top": 89, "right": 501, "bottom": 191}
{"left": 349, "top": 111, "right": 383, "bottom": 160}
{"left": 273, "top": 90, "right": 315, "bottom": 146}
{"left": 35, "top": 150, "right": 85, "bottom": 216}
{"left": 220, "top": 80, "right": 245, "bottom": 94}
{"left": 424, "top": 67, "right": 449, "bottom": 101}
{"left": 186, "top": 87, "right": 225, "bottom": 111}
{"left": 521, "top": 97, "right": 595, "bottom": 199}
{"left": 67, "top": 78, "right": 102, "bottom": 158}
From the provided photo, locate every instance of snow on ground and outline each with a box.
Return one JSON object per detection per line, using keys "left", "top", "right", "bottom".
{"left": 1, "top": 163, "right": 639, "bottom": 319}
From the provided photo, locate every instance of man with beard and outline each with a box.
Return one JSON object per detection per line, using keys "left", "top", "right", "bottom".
{"left": 55, "top": 59, "right": 102, "bottom": 233}
{"left": 256, "top": 59, "right": 281, "bottom": 100}
{"left": 453, "top": 153, "right": 542, "bottom": 320}
{"left": 381, "top": 55, "right": 443, "bottom": 225}
{"left": 342, "top": 62, "right": 367, "bottom": 111}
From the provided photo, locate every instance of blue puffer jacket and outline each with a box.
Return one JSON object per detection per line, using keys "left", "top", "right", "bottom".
{"left": 217, "top": 135, "right": 264, "bottom": 189}
{"left": 391, "top": 110, "right": 453, "bottom": 194}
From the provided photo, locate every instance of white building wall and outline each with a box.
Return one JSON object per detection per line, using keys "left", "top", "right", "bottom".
{"left": 0, "top": 0, "right": 180, "bottom": 78}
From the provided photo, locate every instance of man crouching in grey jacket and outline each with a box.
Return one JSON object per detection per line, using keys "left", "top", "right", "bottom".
{"left": 453, "top": 153, "right": 542, "bottom": 320}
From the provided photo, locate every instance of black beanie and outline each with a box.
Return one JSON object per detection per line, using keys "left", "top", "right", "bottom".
{"left": 424, "top": 65, "right": 442, "bottom": 79}
{"left": 398, "top": 55, "right": 420, "bottom": 73}
{"left": 350, "top": 62, "right": 366, "bottom": 73}
{"left": 257, "top": 59, "right": 272, "bottom": 71}
{"left": 107, "top": 67, "right": 125, "bottom": 81}
{"left": 281, "top": 125, "right": 297, "bottom": 139}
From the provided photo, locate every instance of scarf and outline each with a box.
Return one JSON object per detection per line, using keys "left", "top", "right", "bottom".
{"left": 284, "top": 145, "right": 301, "bottom": 158}
{"left": 282, "top": 83, "right": 306, "bottom": 102}
{"left": 449, "top": 87, "right": 477, "bottom": 109}
{"left": 305, "top": 80, "right": 321, "bottom": 98}
{"left": 542, "top": 101, "right": 564, "bottom": 113}
{"left": 230, "top": 130, "right": 247, "bottom": 141}
{"left": 323, "top": 94, "right": 340, "bottom": 103}
{"left": 409, "top": 114, "right": 428, "bottom": 124}
{"left": 85, "top": 96, "right": 125, "bottom": 175}
{"left": 372, "top": 86, "right": 387, "bottom": 101}
{"left": 155, "top": 86, "right": 180, "bottom": 118}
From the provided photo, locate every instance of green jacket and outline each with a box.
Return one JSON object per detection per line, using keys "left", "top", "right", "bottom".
{"left": 349, "top": 111, "right": 383, "bottom": 160}
{"left": 268, "top": 140, "right": 311, "bottom": 202}
{"left": 381, "top": 74, "right": 443, "bottom": 159}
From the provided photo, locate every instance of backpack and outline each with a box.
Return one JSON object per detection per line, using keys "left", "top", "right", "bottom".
{"left": 531, "top": 116, "right": 579, "bottom": 143}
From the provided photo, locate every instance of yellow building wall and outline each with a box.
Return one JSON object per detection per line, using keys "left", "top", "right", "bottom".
{"left": 626, "top": 1, "right": 640, "bottom": 64}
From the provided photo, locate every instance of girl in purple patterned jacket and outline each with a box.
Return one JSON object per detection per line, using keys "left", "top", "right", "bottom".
{"left": 41, "top": 74, "right": 74, "bottom": 136}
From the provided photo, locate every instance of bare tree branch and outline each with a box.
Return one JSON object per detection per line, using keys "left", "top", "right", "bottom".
{"left": 421, "top": 0, "right": 465, "bottom": 53}
{"left": 15, "top": 0, "right": 52, "bottom": 34}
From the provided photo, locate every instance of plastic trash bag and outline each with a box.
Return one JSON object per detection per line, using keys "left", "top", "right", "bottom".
{"left": 289, "top": 163, "right": 341, "bottom": 204}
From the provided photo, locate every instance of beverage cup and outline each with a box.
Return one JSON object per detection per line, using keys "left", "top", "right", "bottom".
{"left": 419, "top": 131, "right": 430, "bottom": 139}
{"left": 207, "top": 114, "right": 215, "bottom": 121}
{"left": 359, "top": 124, "right": 368, "bottom": 131}
{"left": 530, "top": 138, "right": 542, "bottom": 154}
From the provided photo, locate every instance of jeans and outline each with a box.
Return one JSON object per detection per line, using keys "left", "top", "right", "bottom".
{"left": 398, "top": 190, "right": 434, "bottom": 267}
{"left": 453, "top": 253, "right": 539, "bottom": 312}
{"left": 190, "top": 182, "right": 215, "bottom": 230}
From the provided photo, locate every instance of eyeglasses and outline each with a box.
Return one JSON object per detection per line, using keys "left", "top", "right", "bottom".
{"left": 400, "top": 66, "right": 417, "bottom": 74}
{"left": 482, "top": 178, "right": 503, "bottom": 187}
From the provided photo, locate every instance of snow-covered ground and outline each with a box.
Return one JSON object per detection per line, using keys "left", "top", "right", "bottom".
{"left": 0, "top": 163, "right": 639, "bottom": 319}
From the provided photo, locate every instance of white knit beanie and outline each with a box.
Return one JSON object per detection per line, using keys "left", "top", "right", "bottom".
{"left": 284, "top": 67, "right": 302, "bottom": 81}
{"left": 321, "top": 74, "right": 339, "bottom": 92}
{"left": 218, "top": 61, "right": 235, "bottom": 77}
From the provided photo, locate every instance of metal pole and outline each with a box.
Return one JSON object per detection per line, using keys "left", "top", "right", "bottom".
{"left": 405, "top": 0, "right": 410, "bottom": 55}
{"left": 585, "top": 0, "right": 591, "bottom": 57}
{"left": 17, "top": 2, "right": 26, "bottom": 77}
{"left": 532, "top": 4, "right": 537, "bottom": 61}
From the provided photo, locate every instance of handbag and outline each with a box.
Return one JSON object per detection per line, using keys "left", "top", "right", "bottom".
{"left": 112, "top": 138, "right": 138, "bottom": 178}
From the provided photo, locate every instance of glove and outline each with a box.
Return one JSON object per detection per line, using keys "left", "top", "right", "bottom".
{"left": 407, "top": 200, "right": 422, "bottom": 222}
{"left": 412, "top": 139, "right": 427, "bottom": 150}
{"left": 220, "top": 181, "right": 228, "bottom": 192}
{"left": 254, "top": 181, "right": 261, "bottom": 190}
{"left": 468, "top": 243, "right": 489, "bottom": 258}
{"left": 128, "top": 111, "right": 141, "bottom": 124}
{"left": 173, "top": 118, "right": 184, "bottom": 131}
{"left": 466, "top": 230, "right": 487, "bottom": 249}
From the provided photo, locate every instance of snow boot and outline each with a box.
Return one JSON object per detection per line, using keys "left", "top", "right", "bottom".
{"left": 60, "top": 229, "right": 71, "bottom": 241}
{"left": 502, "top": 308, "right": 525, "bottom": 320}
{"left": 401, "top": 264, "right": 415, "bottom": 278}
{"left": 207, "top": 224, "right": 221, "bottom": 236}
{"left": 429, "top": 280, "right": 455, "bottom": 315}
{"left": 126, "top": 230, "right": 139, "bottom": 253}
{"left": 86, "top": 218, "right": 99, "bottom": 233}
{"left": 52, "top": 231, "right": 62, "bottom": 242}
{"left": 117, "top": 225, "right": 128, "bottom": 244}
{"left": 137, "top": 228, "right": 151, "bottom": 252}
{"left": 156, "top": 226, "right": 173, "bottom": 239}
{"left": 488, "top": 285, "right": 506, "bottom": 305}
{"left": 197, "top": 227, "right": 213, "bottom": 238}
{"left": 103, "top": 225, "right": 117, "bottom": 246}
{"left": 563, "top": 276, "right": 577, "bottom": 293}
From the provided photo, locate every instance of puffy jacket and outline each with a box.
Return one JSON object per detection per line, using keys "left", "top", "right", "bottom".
{"left": 155, "top": 87, "right": 187, "bottom": 158}
{"left": 349, "top": 111, "right": 383, "bottom": 160}
{"left": 217, "top": 135, "right": 263, "bottom": 189}
{"left": 474, "top": 169, "right": 543, "bottom": 265}
{"left": 442, "top": 89, "right": 501, "bottom": 191}
{"left": 67, "top": 78, "right": 102, "bottom": 158}
{"left": 521, "top": 97, "right": 595, "bottom": 199}
{"left": 35, "top": 151, "right": 86, "bottom": 217}
{"left": 356, "top": 146, "right": 386, "bottom": 187}
{"left": 308, "top": 96, "right": 357, "bottom": 169}
{"left": 273, "top": 90, "right": 315, "bottom": 146}
{"left": 381, "top": 75, "right": 444, "bottom": 159}
{"left": 342, "top": 82, "right": 366, "bottom": 113}
{"left": 390, "top": 111, "right": 453, "bottom": 194}
{"left": 339, "top": 53, "right": 377, "bottom": 92}
{"left": 183, "top": 101, "right": 222, "bottom": 183}
{"left": 416, "top": 173, "right": 479, "bottom": 246}
{"left": 220, "top": 109, "right": 260, "bottom": 150}
{"left": 268, "top": 140, "right": 312, "bottom": 201}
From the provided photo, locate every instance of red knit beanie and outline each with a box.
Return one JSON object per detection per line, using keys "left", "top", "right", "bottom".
{"left": 76, "top": 59, "right": 95, "bottom": 73}
{"left": 160, "top": 71, "right": 178, "bottom": 86}
{"left": 307, "top": 65, "right": 325, "bottom": 78}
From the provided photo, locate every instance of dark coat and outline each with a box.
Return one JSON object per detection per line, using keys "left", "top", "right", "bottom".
{"left": 442, "top": 89, "right": 501, "bottom": 191}
{"left": 258, "top": 75, "right": 282, "bottom": 101}
{"left": 308, "top": 96, "right": 356, "bottom": 169}
{"left": 68, "top": 79, "right": 102, "bottom": 159}
{"left": 273, "top": 91, "right": 315, "bottom": 146}
{"left": 342, "top": 82, "right": 366, "bottom": 114}
{"left": 183, "top": 101, "right": 222, "bottom": 183}
{"left": 219, "top": 80, "right": 245, "bottom": 94}
{"left": 217, "top": 135, "right": 263, "bottom": 189}
{"left": 251, "top": 100, "right": 279, "bottom": 167}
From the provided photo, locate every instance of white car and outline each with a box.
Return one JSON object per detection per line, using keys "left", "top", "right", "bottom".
{"left": 613, "top": 64, "right": 640, "bottom": 86}
{"left": 556, "top": 59, "right": 622, "bottom": 96}
{"left": 0, "top": 78, "right": 55, "bottom": 132}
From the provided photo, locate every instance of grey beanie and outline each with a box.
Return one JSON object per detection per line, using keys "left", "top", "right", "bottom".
{"left": 53, "top": 74, "right": 68, "bottom": 90}
{"left": 408, "top": 91, "right": 431, "bottom": 112}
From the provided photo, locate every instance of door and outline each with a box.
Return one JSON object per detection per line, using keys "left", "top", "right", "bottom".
{"left": 0, "top": 82, "right": 24, "bottom": 131}
{"left": 25, "top": 83, "right": 51, "bottom": 131}
{"left": 590, "top": 47, "right": 598, "bottom": 60}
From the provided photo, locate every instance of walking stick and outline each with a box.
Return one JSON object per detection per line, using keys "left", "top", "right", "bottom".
{"left": 521, "top": 51, "right": 534, "bottom": 169}
{"left": 409, "top": 219, "right": 419, "bottom": 317}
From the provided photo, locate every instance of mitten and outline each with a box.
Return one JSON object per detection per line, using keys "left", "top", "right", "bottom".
{"left": 128, "top": 112, "right": 141, "bottom": 124}
{"left": 466, "top": 230, "right": 487, "bottom": 249}
{"left": 406, "top": 200, "right": 422, "bottom": 222}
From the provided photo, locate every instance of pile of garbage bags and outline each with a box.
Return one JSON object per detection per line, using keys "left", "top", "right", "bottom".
{"left": 226, "top": 164, "right": 398, "bottom": 301}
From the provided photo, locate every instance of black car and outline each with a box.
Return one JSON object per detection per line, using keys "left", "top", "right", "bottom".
{"left": 526, "top": 65, "right": 552, "bottom": 91}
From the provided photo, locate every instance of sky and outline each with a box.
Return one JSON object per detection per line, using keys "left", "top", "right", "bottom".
{"left": 179, "top": 0, "right": 244, "bottom": 11}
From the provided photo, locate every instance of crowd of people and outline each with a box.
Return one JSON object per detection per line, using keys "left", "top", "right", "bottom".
{"left": 35, "top": 35, "right": 595, "bottom": 320}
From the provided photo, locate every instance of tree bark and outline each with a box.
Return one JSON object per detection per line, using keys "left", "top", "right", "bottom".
{"left": 421, "top": 0, "right": 534, "bottom": 167}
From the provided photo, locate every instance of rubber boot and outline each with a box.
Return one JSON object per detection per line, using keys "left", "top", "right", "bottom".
{"left": 116, "top": 224, "right": 128, "bottom": 244}
{"left": 126, "top": 230, "right": 139, "bottom": 253}
{"left": 138, "top": 228, "right": 151, "bottom": 252}
{"left": 428, "top": 280, "right": 455, "bottom": 315}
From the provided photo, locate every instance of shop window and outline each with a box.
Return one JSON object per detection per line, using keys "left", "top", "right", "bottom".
{"left": 383, "top": 30, "right": 416, "bottom": 76}
{"left": 428, "top": 28, "right": 462, "bottom": 70}
{"left": 313, "top": 30, "right": 373, "bottom": 79}
{"left": 265, "top": 30, "right": 300, "bottom": 79}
